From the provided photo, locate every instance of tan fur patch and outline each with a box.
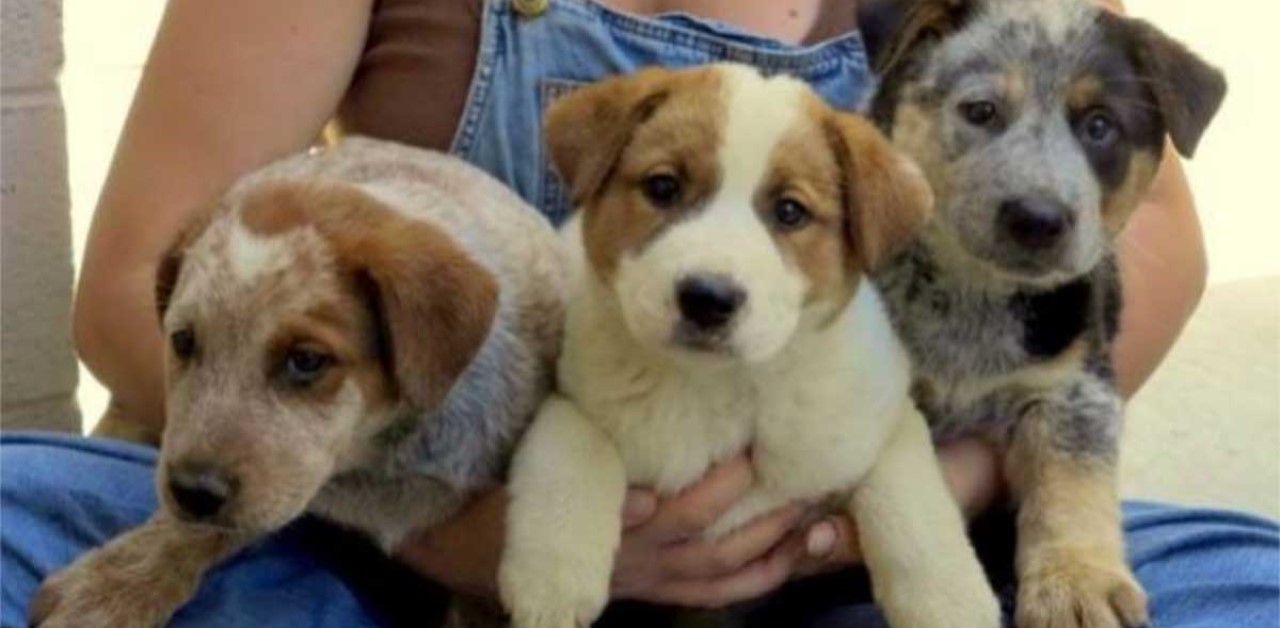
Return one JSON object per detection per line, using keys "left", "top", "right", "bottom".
{"left": 1102, "top": 151, "right": 1159, "bottom": 234}
{"left": 1006, "top": 418, "right": 1150, "bottom": 628}
{"left": 761, "top": 94, "right": 852, "bottom": 306}
{"left": 255, "top": 181, "right": 499, "bottom": 411}
{"left": 241, "top": 185, "right": 311, "bottom": 236}
{"left": 1067, "top": 74, "right": 1105, "bottom": 113}
{"left": 264, "top": 294, "right": 393, "bottom": 409}
{"left": 30, "top": 514, "right": 245, "bottom": 626}
{"left": 549, "top": 68, "right": 727, "bottom": 279}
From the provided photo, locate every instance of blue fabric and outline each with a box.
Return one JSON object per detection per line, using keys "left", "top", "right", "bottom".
{"left": 448, "top": 0, "right": 874, "bottom": 225}
{"left": 0, "top": 433, "right": 391, "bottom": 628}
{"left": 4, "top": 432, "right": 1278, "bottom": 627}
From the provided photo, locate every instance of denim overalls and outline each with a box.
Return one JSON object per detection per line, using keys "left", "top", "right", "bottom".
{"left": 450, "top": 0, "right": 876, "bottom": 225}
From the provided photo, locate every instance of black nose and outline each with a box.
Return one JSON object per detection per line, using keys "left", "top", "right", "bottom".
{"left": 676, "top": 275, "right": 746, "bottom": 330}
{"left": 998, "top": 198, "right": 1074, "bottom": 250}
{"left": 167, "top": 464, "right": 236, "bottom": 521}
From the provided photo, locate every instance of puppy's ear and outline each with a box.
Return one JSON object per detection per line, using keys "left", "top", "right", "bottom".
{"left": 859, "top": 0, "right": 972, "bottom": 76}
{"left": 827, "top": 113, "right": 934, "bottom": 271}
{"left": 258, "top": 181, "right": 500, "bottom": 410}
{"left": 544, "top": 67, "right": 675, "bottom": 208}
{"left": 1115, "top": 16, "right": 1226, "bottom": 157}
{"left": 155, "top": 206, "right": 218, "bottom": 323}
{"left": 155, "top": 248, "right": 183, "bottom": 323}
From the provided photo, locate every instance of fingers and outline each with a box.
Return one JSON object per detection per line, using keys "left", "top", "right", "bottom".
{"left": 622, "top": 490, "right": 658, "bottom": 528}
{"left": 658, "top": 503, "right": 805, "bottom": 579}
{"left": 936, "top": 437, "right": 1004, "bottom": 518}
{"left": 644, "top": 534, "right": 809, "bottom": 608}
{"left": 792, "top": 514, "right": 862, "bottom": 577}
{"left": 634, "top": 455, "right": 755, "bottom": 544}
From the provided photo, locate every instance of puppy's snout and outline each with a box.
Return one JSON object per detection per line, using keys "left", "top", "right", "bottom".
{"left": 998, "top": 198, "right": 1074, "bottom": 250}
{"left": 167, "top": 463, "right": 238, "bottom": 522}
{"left": 677, "top": 275, "right": 746, "bottom": 330}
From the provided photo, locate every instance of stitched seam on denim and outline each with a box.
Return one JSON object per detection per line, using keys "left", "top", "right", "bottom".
{"left": 450, "top": 0, "right": 505, "bottom": 156}
{"left": 539, "top": 78, "right": 587, "bottom": 223}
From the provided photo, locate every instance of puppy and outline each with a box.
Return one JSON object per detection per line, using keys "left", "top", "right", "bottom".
{"left": 499, "top": 64, "right": 1000, "bottom": 628}
{"left": 29, "top": 137, "right": 566, "bottom": 628}
{"left": 861, "top": 0, "right": 1226, "bottom": 626}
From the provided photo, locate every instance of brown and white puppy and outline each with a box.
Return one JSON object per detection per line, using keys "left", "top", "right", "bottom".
{"left": 499, "top": 64, "right": 999, "bottom": 628}
{"left": 861, "top": 0, "right": 1226, "bottom": 626}
{"left": 29, "top": 138, "right": 566, "bottom": 628}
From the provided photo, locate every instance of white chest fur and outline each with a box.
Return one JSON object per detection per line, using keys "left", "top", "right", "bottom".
{"left": 559, "top": 271, "right": 913, "bottom": 532}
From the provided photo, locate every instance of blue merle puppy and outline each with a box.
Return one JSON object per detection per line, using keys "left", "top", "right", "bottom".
{"left": 859, "top": 0, "right": 1226, "bottom": 626}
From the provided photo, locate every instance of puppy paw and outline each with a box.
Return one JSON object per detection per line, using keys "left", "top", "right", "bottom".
{"left": 499, "top": 551, "right": 609, "bottom": 628}
{"left": 1017, "top": 552, "right": 1149, "bottom": 628}
{"left": 29, "top": 553, "right": 184, "bottom": 628}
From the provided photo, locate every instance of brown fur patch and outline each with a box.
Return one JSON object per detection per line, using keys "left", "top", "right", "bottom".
{"left": 761, "top": 94, "right": 853, "bottom": 306}
{"left": 1006, "top": 418, "right": 1150, "bottom": 628}
{"left": 255, "top": 181, "right": 499, "bottom": 411}
{"left": 825, "top": 110, "right": 935, "bottom": 272}
{"left": 240, "top": 184, "right": 311, "bottom": 236}
{"left": 549, "top": 67, "right": 727, "bottom": 279}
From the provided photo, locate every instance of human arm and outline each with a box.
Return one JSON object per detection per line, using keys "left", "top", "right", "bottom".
{"left": 74, "top": 0, "right": 373, "bottom": 441}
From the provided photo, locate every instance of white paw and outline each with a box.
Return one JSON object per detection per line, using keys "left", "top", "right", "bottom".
{"left": 499, "top": 546, "right": 610, "bottom": 628}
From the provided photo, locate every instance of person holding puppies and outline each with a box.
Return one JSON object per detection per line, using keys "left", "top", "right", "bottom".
{"left": 4, "top": 0, "right": 1277, "bottom": 626}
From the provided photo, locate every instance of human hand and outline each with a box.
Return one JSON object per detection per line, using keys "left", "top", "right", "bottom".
{"left": 788, "top": 436, "right": 1005, "bottom": 577}
{"left": 608, "top": 455, "right": 812, "bottom": 608}
{"left": 395, "top": 439, "right": 1002, "bottom": 607}
{"left": 394, "top": 454, "right": 809, "bottom": 606}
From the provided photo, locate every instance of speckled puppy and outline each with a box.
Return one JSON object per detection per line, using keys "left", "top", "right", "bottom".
{"left": 861, "top": 0, "right": 1225, "bottom": 626}
{"left": 29, "top": 137, "right": 566, "bottom": 628}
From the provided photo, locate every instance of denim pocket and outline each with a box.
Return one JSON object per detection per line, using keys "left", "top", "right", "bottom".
{"left": 537, "top": 77, "right": 589, "bottom": 226}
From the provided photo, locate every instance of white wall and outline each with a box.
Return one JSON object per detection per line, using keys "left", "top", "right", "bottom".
{"left": 1127, "top": 0, "right": 1280, "bottom": 283}
{"left": 1, "top": 0, "right": 80, "bottom": 431}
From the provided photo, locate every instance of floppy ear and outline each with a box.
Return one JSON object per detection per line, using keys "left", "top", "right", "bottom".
{"left": 155, "top": 206, "right": 218, "bottom": 323}
{"left": 859, "top": 0, "right": 972, "bottom": 76}
{"left": 1118, "top": 16, "right": 1226, "bottom": 157}
{"left": 155, "top": 248, "right": 183, "bottom": 323}
{"left": 544, "top": 67, "right": 675, "bottom": 207}
{"left": 827, "top": 113, "right": 934, "bottom": 271}
{"left": 255, "top": 181, "right": 500, "bottom": 410}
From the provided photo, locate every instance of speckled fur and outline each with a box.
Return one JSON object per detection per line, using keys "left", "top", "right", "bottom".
{"left": 30, "top": 138, "right": 566, "bottom": 628}
{"left": 865, "top": 0, "right": 1224, "bottom": 626}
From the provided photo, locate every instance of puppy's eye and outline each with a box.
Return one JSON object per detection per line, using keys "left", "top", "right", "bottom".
{"left": 1079, "top": 109, "right": 1120, "bottom": 146}
{"left": 772, "top": 198, "right": 813, "bottom": 231}
{"left": 283, "top": 347, "right": 333, "bottom": 386}
{"left": 642, "top": 173, "right": 682, "bottom": 209}
{"left": 171, "top": 329, "right": 196, "bottom": 360}
{"left": 958, "top": 100, "right": 998, "bottom": 127}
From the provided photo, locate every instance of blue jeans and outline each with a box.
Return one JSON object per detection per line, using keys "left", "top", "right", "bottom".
{"left": 3, "top": 433, "right": 1277, "bottom": 627}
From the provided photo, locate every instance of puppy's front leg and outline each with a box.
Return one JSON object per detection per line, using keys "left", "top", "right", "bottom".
{"left": 851, "top": 403, "right": 1000, "bottom": 628}
{"left": 1007, "top": 388, "right": 1148, "bottom": 628}
{"left": 29, "top": 513, "right": 249, "bottom": 628}
{"left": 500, "top": 395, "right": 627, "bottom": 628}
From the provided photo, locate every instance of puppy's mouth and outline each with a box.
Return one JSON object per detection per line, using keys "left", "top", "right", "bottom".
{"left": 670, "top": 322, "right": 736, "bottom": 356}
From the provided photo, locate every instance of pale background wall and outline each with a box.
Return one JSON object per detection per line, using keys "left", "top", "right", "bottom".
{"left": 2, "top": 0, "right": 1272, "bottom": 515}
{"left": 1, "top": 0, "right": 79, "bottom": 431}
